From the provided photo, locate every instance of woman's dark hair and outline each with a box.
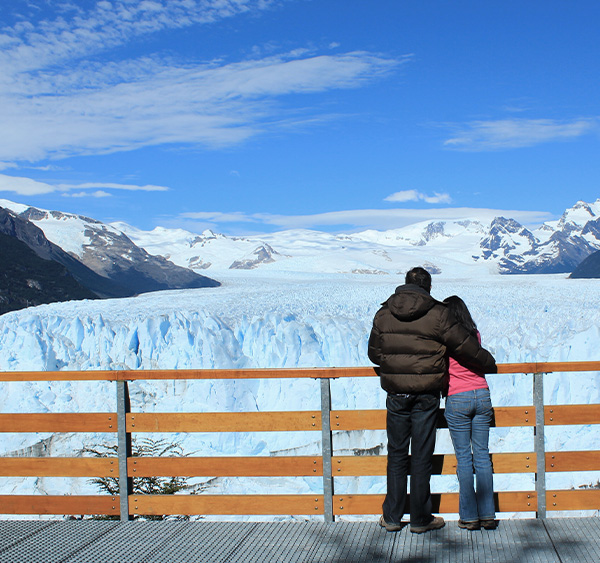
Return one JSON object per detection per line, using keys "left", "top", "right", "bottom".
{"left": 444, "top": 295, "right": 477, "bottom": 335}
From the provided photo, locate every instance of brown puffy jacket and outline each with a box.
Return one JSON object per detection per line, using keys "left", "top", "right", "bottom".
{"left": 368, "top": 284, "right": 497, "bottom": 394}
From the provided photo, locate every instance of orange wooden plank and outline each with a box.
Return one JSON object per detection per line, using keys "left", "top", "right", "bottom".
{"left": 0, "top": 457, "right": 117, "bottom": 477}
{"left": 545, "top": 405, "right": 600, "bottom": 425}
{"left": 533, "top": 361, "right": 600, "bottom": 374}
{"left": 0, "top": 413, "right": 117, "bottom": 432}
{"left": 0, "top": 367, "right": 375, "bottom": 381}
{"left": 331, "top": 407, "right": 535, "bottom": 431}
{"left": 331, "top": 453, "right": 537, "bottom": 476}
{"left": 129, "top": 456, "right": 323, "bottom": 477}
{"left": 331, "top": 410, "right": 385, "bottom": 430}
{"left": 546, "top": 451, "right": 600, "bottom": 472}
{"left": 0, "top": 371, "right": 118, "bottom": 381}
{"left": 130, "top": 494, "right": 323, "bottom": 515}
{"left": 0, "top": 495, "right": 120, "bottom": 515}
{"left": 127, "top": 412, "right": 321, "bottom": 432}
{"left": 332, "top": 491, "right": 537, "bottom": 515}
{"left": 491, "top": 407, "right": 536, "bottom": 427}
{"left": 1, "top": 361, "right": 599, "bottom": 381}
{"left": 497, "top": 361, "right": 600, "bottom": 374}
{"left": 547, "top": 489, "right": 600, "bottom": 511}
{"left": 119, "top": 367, "right": 377, "bottom": 380}
{"left": 489, "top": 453, "right": 537, "bottom": 473}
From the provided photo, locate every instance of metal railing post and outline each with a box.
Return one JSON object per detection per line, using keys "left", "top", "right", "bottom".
{"left": 320, "top": 377, "right": 335, "bottom": 522}
{"left": 533, "top": 372, "right": 546, "bottom": 519}
{"left": 116, "top": 380, "right": 133, "bottom": 521}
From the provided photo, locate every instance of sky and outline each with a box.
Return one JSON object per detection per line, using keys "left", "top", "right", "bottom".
{"left": 0, "top": 0, "right": 598, "bottom": 235}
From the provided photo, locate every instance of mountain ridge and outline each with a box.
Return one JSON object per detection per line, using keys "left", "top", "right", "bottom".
{"left": 3, "top": 198, "right": 600, "bottom": 280}
{"left": 0, "top": 200, "right": 221, "bottom": 296}
{"left": 114, "top": 198, "right": 600, "bottom": 277}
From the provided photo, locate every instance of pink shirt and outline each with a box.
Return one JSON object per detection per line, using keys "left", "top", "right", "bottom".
{"left": 447, "top": 331, "right": 489, "bottom": 396}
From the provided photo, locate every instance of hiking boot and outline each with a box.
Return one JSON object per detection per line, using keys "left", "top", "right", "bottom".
{"left": 410, "top": 516, "right": 445, "bottom": 534}
{"left": 379, "top": 515, "right": 405, "bottom": 532}
{"left": 458, "top": 519, "right": 481, "bottom": 530}
{"left": 481, "top": 519, "right": 498, "bottom": 530}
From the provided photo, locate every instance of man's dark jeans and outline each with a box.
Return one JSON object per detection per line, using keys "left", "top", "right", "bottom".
{"left": 383, "top": 392, "right": 440, "bottom": 527}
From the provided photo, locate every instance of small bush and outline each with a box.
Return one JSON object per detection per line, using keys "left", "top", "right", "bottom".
{"left": 82, "top": 437, "right": 194, "bottom": 520}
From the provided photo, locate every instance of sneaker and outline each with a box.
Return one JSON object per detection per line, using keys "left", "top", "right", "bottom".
{"left": 410, "top": 516, "right": 445, "bottom": 534}
{"left": 481, "top": 519, "right": 498, "bottom": 530}
{"left": 458, "top": 519, "right": 481, "bottom": 530}
{"left": 379, "top": 515, "right": 405, "bottom": 532}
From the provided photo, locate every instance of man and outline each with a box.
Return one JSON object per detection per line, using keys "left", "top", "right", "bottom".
{"left": 368, "top": 267, "right": 497, "bottom": 534}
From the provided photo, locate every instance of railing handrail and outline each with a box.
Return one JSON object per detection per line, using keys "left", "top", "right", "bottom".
{"left": 1, "top": 363, "right": 599, "bottom": 521}
{"left": 1, "top": 360, "right": 600, "bottom": 381}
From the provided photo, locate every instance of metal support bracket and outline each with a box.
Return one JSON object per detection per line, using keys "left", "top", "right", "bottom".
{"left": 533, "top": 372, "right": 547, "bottom": 519}
{"left": 116, "top": 380, "right": 133, "bottom": 521}
{"left": 320, "top": 378, "right": 335, "bottom": 522}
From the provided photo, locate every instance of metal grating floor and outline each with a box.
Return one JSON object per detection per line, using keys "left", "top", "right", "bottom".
{"left": 0, "top": 518, "right": 599, "bottom": 563}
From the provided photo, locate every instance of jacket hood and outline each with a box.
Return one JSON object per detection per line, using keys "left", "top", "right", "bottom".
{"left": 386, "top": 284, "right": 438, "bottom": 321}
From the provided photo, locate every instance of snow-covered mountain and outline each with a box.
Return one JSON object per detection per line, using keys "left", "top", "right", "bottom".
{"left": 3, "top": 197, "right": 600, "bottom": 280}
{"left": 114, "top": 199, "right": 600, "bottom": 277}
{"left": 479, "top": 201, "right": 600, "bottom": 274}
{"left": 0, "top": 200, "right": 220, "bottom": 295}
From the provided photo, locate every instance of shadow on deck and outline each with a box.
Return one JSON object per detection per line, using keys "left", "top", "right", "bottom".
{"left": 1, "top": 517, "right": 599, "bottom": 563}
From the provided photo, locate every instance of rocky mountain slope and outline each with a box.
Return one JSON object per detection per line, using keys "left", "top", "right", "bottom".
{"left": 570, "top": 249, "right": 600, "bottom": 278}
{"left": 477, "top": 201, "right": 600, "bottom": 274}
{"left": 0, "top": 232, "right": 97, "bottom": 314}
{"left": 0, "top": 207, "right": 132, "bottom": 299}
{"left": 0, "top": 200, "right": 220, "bottom": 294}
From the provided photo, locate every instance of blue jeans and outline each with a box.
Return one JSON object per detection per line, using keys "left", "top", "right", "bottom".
{"left": 444, "top": 388, "right": 495, "bottom": 522}
{"left": 383, "top": 393, "right": 439, "bottom": 526}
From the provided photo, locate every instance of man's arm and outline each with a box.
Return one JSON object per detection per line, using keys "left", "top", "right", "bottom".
{"left": 368, "top": 323, "right": 382, "bottom": 366}
{"left": 442, "top": 309, "right": 497, "bottom": 373}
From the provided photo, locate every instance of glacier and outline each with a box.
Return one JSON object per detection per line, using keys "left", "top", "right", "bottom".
{"left": 0, "top": 270, "right": 599, "bottom": 515}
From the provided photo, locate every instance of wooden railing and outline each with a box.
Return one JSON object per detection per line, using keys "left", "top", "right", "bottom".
{"left": 1, "top": 362, "right": 599, "bottom": 521}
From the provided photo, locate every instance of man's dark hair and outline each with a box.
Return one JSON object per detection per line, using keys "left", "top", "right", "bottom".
{"left": 405, "top": 267, "right": 432, "bottom": 292}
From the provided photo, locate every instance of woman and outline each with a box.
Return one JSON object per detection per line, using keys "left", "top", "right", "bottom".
{"left": 443, "top": 295, "right": 497, "bottom": 531}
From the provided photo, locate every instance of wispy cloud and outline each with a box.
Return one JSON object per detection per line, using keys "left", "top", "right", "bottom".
{"left": 180, "top": 207, "right": 552, "bottom": 231}
{"left": 56, "top": 182, "right": 169, "bottom": 192}
{"left": 0, "top": 173, "right": 169, "bottom": 196}
{"left": 0, "top": 1, "right": 403, "bottom": 163}
{"left": 68, "top": 190, "right": 112, "bottom": 198}
{"left": 444, "top": 118, "right": 599, "bottom": 150}
{"left": 385, "top": 190, "right": 451, "bottom": 204}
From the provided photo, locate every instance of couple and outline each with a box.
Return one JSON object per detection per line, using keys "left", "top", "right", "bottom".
{"left": 368, "top": 266, "right": 497, "bottom": 533}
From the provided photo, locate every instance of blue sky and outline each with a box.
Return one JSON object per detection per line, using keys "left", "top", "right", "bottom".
{"left": 0, "top": 0, "right": 598, "bottom": 234}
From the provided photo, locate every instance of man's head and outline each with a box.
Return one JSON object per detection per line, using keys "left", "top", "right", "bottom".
{"left": 405, "top": 267, "right": 432, "bottom": 293}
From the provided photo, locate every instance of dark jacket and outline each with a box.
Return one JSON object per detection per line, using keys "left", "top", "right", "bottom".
{"left": 368, "top": 284, "right": 497, "bottom": 394}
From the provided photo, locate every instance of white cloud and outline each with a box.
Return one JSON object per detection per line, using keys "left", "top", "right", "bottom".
{"left": 0, "top": 173, "right": 170, "bottom": 195}
{"left": 385, "top": 190, "right": 452, "bottom": 204}
{"left": 444, "top": 118, "right": 599, "bottom": 150}
{"left": 0, "top": 2, "right": 404, "bottom": 163}
{"left": 67, "top": 190, "right": 112, "bottom": 198}
{"left": 0, "top": 174, "right": 55, "bottom": 196}
{"left": 178, "top": 207, "right": 552, "bottom": 231}
{"left": 180, "top": 211, "right": 256, "bottom": 222}
{"left": 56, "top": 182, "right": 169, "bottom": 192}
{"left": 385, "top": 190, "right": 420, "bottom": 202}
{"left": 422, "top": 192, "right": 452, "bottom": 204}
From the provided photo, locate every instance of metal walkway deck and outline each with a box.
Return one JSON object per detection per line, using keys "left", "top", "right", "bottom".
{"left": 1, "top": 518, "right": 599, "bottom": 563}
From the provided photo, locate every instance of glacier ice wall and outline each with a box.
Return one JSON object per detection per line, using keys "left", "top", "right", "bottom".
{"left": 0, "top": 272, "right": 599, "bottom": 500}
